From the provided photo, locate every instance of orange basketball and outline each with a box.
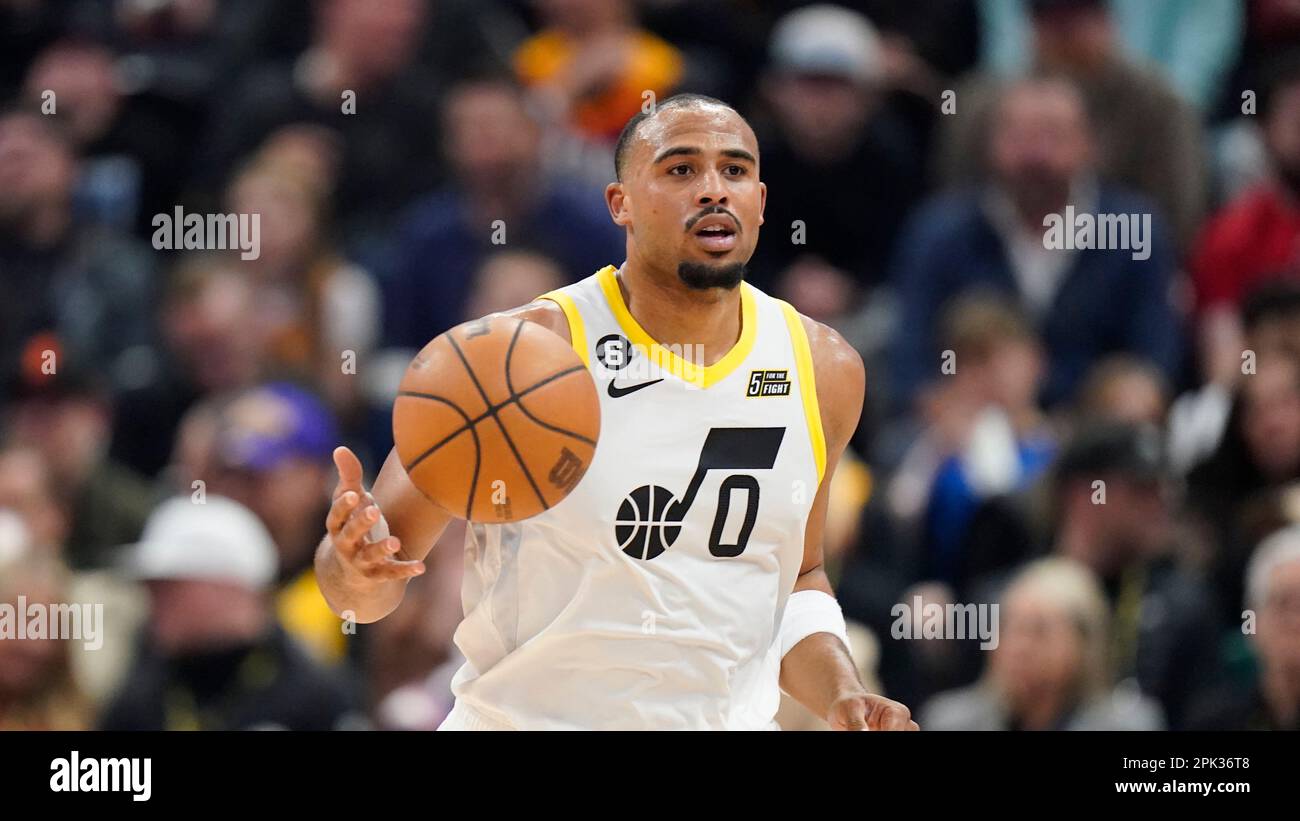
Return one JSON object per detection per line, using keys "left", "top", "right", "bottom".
{"left": 393, "top": 315, "right": 600, "bottom": 523}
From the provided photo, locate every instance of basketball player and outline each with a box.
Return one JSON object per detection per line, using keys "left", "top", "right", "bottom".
{"left": 316, "top": 94, "right": 917, "bottom": 731}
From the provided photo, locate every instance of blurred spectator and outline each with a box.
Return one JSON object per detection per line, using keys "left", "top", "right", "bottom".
{"left": 922, "top": 557, "right": 1163, "bottom": 730}
{"left": 1048, "top": 422, "right": 1221, "bottom": 727}
{"left": 0, "top": 446, "right": 145, "bottom": 708}
{"left": 465, "top": 250, "right": 566, "bottom": 319}
{"left": 382, "top": 74, "right": 624, "bottom": 350}
{"left": 5, "top": 361, "right": 157, "bottom": 571}
{"left": 100, "top": 495, "right": 358, "bottom": 730}
{"left": 515, "top": 0, "right": 683, "bottom": 142}
{"left": 834, "top": 0, "right": 981, "bottom": 97}
{"left": 941, "top": 0, "right": 1206, "bottom": 250}
{"left": 855, "top": 299, "right": 1055, "bottom": 710}
{"left": 0, "top": 538, "right": 93, "bottom": 730}
{"left": 0, "top": 446, "right": 69, "bottom": 556}
{"left": 1188, "top": 526, "right": 1300, "bottom": 730}
{"left": 110, "top": 253, "right": 263, "bottom": 478}
{"left": 197, "top": 0, "right": 443, "bottom": 252}
{"left": 634, "top": 0, "right": 767, "bottom": 105}
{"left": 1168, "top": 282, "right": 1300, "bottom": 476}
{"left": 1214, "top": 0, "right": 1300, "bottom": 165}
{"left": 66, "top": 0, "right": 264, "bottom": 105}
{"left": 1187, "top": 352, "right": 1300, "bottom": 629}
{"left": 226, "top": 154, "right": 380, "bottom": 424}
{"left": 892, "top": 78, "right": 1182, "bottom": 410}
{"left": 1192, "top": 55, "right": 1300, "bottom": 391}
{"left": 979, "top": 0, "right": 1242, "bottom": 112}
{"left": 748, "top": 5, "right": 923, "bottom": 299}
{"left": 0, "top": 108, "right": 157, "bottom": 396}
{"left": 23, "top": 38, "right": 188, "bottom": 237}
{"left": 892, "top": 296, "right": 1057, "bottom": 591}
{"left": 1075, "top": 355, "right": 1169, "bottom": 427}
{"left": 219, "top": 0, "right": 524, "bottom": 85}
{"left": 165, "top": 395, "right": 223, "bottom": 492}
{"left": 199, "top": 383, "right": 346, "bottom": 665}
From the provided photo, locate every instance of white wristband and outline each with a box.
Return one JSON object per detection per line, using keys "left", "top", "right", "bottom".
{"left": 779, "top": 590, "right": 850, "bottom": 658}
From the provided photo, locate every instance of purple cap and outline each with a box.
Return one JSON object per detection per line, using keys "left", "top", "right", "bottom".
{"left": 217, "top": 382, "right": 337, "bottom": 472}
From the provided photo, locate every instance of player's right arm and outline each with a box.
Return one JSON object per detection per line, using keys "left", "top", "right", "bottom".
{"left": 315, "top": 446, "right": 443, "bottom": 623}
{"left": 314, "top": 298, "right": 572, "bottom": 623}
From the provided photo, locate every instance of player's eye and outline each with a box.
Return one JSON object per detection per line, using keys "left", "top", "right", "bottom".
{"left": 668, "top": 164, "right": 692, "bottom": 176}
{"left": 724, "top": 165, "right": 746, "bottom": 176}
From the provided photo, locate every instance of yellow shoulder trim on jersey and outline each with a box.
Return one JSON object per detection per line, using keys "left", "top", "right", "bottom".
{"left": 536, "top": 289, "right": 589, "bottom": 367}
{"left": 778, "top": 300, "right": 827, "bottom": 484}
{"left": 596, "top": 265, "right": 756, "bottom": 389}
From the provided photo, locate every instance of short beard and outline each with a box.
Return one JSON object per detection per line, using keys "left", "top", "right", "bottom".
{"left": 677, "top": 261, "right": 746, "bottom": 290}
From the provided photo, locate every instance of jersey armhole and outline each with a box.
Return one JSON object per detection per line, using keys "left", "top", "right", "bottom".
{"left": 777, "top": 300, "right": 827, "bottom": 484}
{"left": 536, "top": 291, "right": 589, "bottom": 367}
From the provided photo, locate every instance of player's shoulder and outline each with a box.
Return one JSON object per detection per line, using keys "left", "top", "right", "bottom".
{"left": 793, "top": 312, "right": 864, "bottom": 389}
{"left": 484, "top": 299, "right": 572, "bottom": 346}
{"left": 758, "top": 286, "right": 863, "bottom": 384}
{"left": 790, "top": 309, "right": 864, "bottom": 444}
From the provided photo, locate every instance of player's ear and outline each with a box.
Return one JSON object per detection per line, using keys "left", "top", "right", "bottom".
{"left": 758, "top": 181, "right": 767, "bottom": 227}
{"left": 606, "top": 182, "right": 631, "bottom": 227}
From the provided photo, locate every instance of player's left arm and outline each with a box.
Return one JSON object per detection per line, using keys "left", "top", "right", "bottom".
{"left": 777, "top": 316, "right": 918, "bottom": 731}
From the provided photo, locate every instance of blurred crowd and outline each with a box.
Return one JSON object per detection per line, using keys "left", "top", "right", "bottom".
{"left": 1, "top": 0, "right": 1298, "bottom": 732}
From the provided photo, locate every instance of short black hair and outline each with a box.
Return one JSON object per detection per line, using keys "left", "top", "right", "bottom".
{"left": 613, "top": 93, "right": 746, "bottom": 181}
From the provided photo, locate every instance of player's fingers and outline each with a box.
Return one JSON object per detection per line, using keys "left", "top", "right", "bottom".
{"left": 873, "top": 703, "right": 912, "bottom": 731}
{"left": 363, "top": 556, "right": 426, "bottom": 581}
{"left": 834, "top": 700, "right": 869, "bottom": 731}
{"left": 339, "top": 503, "right": 382, "bottom": 549}
{"left": 353, "top": 536, "right": 404, "bottom": 566}
{"left": 332, "top": 446, "right": 365, "bottom": 498}
{"left": 326, "top": 490, "right": 361, "bottom": 537}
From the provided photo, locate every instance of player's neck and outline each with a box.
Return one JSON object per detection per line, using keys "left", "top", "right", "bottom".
{"left": 616, "top": 261, "right": 743, "bottom": 367}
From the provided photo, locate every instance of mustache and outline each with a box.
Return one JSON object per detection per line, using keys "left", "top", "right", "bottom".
{"left": 684, "top": 205, "right": 741, "bottom": 232}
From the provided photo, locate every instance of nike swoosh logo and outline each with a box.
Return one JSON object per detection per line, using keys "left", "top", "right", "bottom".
{"left": 607, "top": 378, "right": 664, "bottom": 398}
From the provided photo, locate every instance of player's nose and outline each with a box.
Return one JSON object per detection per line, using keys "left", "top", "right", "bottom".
{"left": 694, "top": 168, "right": 728, "bottom": 207}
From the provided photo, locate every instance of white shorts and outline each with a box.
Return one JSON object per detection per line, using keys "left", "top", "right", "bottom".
{"left": 436, "top": 700, "right": 782, "bottom": 730}
{"left": 437, "top": 701, "right": 518, "bottom": 731}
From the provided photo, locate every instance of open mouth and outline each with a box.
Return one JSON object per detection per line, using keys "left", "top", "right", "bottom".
{"left": 691, "top": 217, "right": 739, "bottom": 253}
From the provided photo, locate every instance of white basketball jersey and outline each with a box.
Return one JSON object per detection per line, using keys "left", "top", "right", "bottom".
{"left": 441, "top": 264, "right": 826, "bottom": 730}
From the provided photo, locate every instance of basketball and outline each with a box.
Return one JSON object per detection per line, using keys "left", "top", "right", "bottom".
{"left": 392, "top": 314, "right": 600, "bottom": 523}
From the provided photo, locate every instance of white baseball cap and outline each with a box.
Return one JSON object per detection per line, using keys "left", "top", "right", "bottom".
{"left": 769, "top": 4, "right": 883, "bottom": 85}
{"left": 128, "top": 495, "right": 278, "bottom": 589}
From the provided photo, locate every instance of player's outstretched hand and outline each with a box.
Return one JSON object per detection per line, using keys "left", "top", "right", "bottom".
{"left": 828, "top": 693, "right": 919, "bottom": 731}
{"left": 325, "top": 446, "right": 425, "bottom": 584}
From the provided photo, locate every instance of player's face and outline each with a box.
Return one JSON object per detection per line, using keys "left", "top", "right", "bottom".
{"left": 609, "top": 105, "right": 766, "bottom": 289}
